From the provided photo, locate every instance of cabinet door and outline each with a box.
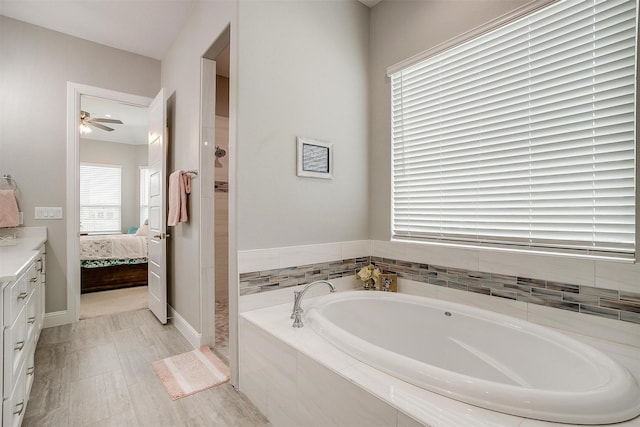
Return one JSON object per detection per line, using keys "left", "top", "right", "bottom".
{"left": 3, "top": 307, "right": 27, "bottom": 398}
{"left": 26, "top": 290, "right": 37, "bottom": 346}
{"left": 25, "top": 349, "right": 35, "bottom": 398}
{"left": 3, "top": 272, "right": 28, "bottom": 326}
{"left": 2, "top": 360, "right": 26, "bottom": 427}
{"left": 39, "top": 253, "right": 45, "bottom": 334}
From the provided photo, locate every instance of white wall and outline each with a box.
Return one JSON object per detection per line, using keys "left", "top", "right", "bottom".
{"left": 160, "top": 1, "right": 237, "bottom": 332}
{"left": 80, "top": 139, "right": 148, "bottom": 233}
{"left": 0, "top": 16, "right": 160, "bottom": 312}
{"left": 237, "top": 0, "right": 370, "bottom": 251}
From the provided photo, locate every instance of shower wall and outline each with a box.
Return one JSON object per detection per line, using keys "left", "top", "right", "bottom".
{"left": 215, "top": 114, "right": 229, "bottom": 302}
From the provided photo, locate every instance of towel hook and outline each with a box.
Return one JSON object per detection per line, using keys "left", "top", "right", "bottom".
{"left": 0, "top": 174, "right": 17, "bottom": 191}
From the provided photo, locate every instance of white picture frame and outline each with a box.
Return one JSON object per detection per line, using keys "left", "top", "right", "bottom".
{"left": 296, "top": 137, "right": 333, "bottom": 179}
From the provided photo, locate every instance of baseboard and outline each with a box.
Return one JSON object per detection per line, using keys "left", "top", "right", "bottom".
{"left": 42, "top": 307, "right": 204, "bottom": 349}
{"left": 169, "top": 305, "right": 202, "bottom": 349}
{"left": 43, "top": 310, "right": 73, "bottom": 328}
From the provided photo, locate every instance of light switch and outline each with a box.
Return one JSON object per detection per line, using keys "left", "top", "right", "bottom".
{"left": 35, "top": 207, "right": 63, "bottom": 219}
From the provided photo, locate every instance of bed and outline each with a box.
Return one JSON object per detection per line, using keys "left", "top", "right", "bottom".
{"left": 80, "top": 234, "right": 148, "bottom": 293}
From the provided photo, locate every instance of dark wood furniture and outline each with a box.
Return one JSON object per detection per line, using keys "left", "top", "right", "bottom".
{"left": 81, "top": 263, "right": 148, "bottom": 293}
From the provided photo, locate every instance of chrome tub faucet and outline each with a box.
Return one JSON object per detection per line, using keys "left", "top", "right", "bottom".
{"left": 291, "top": 280, "right": 336, "bottom": 328}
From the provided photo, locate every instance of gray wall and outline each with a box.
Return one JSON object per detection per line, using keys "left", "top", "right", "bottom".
{"left": 216, "top": 75, "right": 230, "bottom": 118}
{"left": 160, "top": 0, "right": 371, "bottom": 332}
{"left": 368, "top": 0, "right": 640, "bottom": 293}
{"left": 237, "top": 0, "right": 370, "bottom": 250}
{"left": 369, "top": 0, "right": 530, "bottom": 240}
{"left": 0, "top": 16, "right": 160, "bottom": 312}
{"left": 160, "top": 0, "right": 237, "bottom": 332}
{"left": 80, "top": 139, "right": 148, "bottom": 233}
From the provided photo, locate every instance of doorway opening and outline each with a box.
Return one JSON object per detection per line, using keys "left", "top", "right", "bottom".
{"left": 77, "top": 95, "right": 150, "bottom": 320}
{"left": 201, "top": 29, "right": 231, "bottom": 363}
{"left": 66, "top": 83, "right": 153, "bottom": 324}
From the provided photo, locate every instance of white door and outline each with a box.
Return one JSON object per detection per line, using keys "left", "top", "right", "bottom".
{"left": 147, "top": 89, "right": 168, "bottom": 324}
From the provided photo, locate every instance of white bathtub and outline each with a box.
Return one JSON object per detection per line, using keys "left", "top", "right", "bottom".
{"left": 304, "top": 291, "right": 640, "bottom": 425}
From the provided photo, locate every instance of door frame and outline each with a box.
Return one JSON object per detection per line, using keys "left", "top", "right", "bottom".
{"left": 66, "top": 82, "right": 152, "bottom": 323}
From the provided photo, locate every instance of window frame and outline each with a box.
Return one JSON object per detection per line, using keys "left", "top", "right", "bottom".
{"left": 387, "top": 0, "right": 639, "bottom": 262}
{"left": 79, "top": 162, "right": 123, "bottom": 234}
{"left": 139, "top": 166, "right": 150, "bottom": 226}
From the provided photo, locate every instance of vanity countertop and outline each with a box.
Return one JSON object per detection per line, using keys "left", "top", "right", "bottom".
{"left": 0, "top": 228, "right": 47, "bottom": 282}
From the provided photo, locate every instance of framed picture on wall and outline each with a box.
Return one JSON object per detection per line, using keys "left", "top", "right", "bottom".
{"left": 380, "top": 274, "right": 398, "bottom": 292}
{"left": 296, "top": 137, "right": 333, "bottom": 179}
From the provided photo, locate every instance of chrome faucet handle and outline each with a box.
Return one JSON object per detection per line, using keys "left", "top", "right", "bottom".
{"left": 290, "top": 280, "right": 337, "bottom": 328}
{"left": 291, "top": 290, "right": 303, "bottom": 319}
{"left": 292, "top": 309, "right": 304, "bottom": 328}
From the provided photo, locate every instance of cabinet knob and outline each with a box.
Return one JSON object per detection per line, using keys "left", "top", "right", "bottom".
{"left": 17, "top": 291, "right": 28, "bottom": 300}
{"left": 14, "top": 340, "right": 25, "bottom": 351}
{"left": 27, "top": 317, "right": 36, "bottom": 324}
{"left": 27, "top": 366, "right": 35, "bottom": 376}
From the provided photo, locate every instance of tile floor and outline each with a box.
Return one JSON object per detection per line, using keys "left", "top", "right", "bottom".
{"left": 215, "top": 299, "right": 229, "bottom": 361}
{"left": 80, "top": 286, "right": 148, "bottom": 320}
{"left": 24, "top": 308, "right": 270, "bottom": 427}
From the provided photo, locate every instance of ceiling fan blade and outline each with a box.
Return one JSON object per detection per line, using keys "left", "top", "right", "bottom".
{"left": 90, "top": 122, "right": 115, "bottom": 132}
{"left": 90, "top": 118, "right": 123, "bottom": 124}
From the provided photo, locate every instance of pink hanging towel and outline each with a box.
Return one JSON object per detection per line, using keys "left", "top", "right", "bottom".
{"left": 0, "top": 189, "right": 19, "bottom": 228}
{"left": 168, "top": 170, "right": 191, "bottom": 226}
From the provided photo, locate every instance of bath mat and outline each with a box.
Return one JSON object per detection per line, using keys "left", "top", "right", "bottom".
{"left": 152, "top": 346, "right": 230, "bottom": 400}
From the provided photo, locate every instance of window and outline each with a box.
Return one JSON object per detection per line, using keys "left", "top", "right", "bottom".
{"left": 80, "top": 164, "right": 122, "bottom": 234}
{"left": 390, "top": 0, "right": 637, "bottom": 259}
{"left": 139, "top": 167, "right": 150, "bottom": 226}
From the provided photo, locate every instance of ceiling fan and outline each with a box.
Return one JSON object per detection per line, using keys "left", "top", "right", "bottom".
{"left": 80, "top": 110, "right": 123, "bottom": 132}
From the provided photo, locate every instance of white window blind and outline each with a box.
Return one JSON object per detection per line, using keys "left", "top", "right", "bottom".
{"left": 390, "top": 0, "right": 637, "bottom": 258}
{"left": 80, "top": 164, "right": 122, "bottom": 234}
{"left": 139, "top": 167, "right": 150, "bottom": 226}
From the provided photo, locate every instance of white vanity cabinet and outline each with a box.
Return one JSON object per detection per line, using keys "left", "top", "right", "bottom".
{"left": 0, "top": 234, "right": 46, "bottom": 427}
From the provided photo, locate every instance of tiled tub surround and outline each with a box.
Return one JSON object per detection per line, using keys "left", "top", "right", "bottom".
{"left": 215, "top": 180, "right": 228, "bottom": 192}
{"left": 239, "top": 257, "right": 370, "bottom": 296}
{"left": 371, "top": 257, "right": 640, "bottom": 325}
{"left": 240, "top": 255, "right": 640, "bottom": 325}
{"left": 239, "top": 241, "right": 640, "bottom": 425}
{"left": 239, "top": 296, "right": 640, "bottom": 427}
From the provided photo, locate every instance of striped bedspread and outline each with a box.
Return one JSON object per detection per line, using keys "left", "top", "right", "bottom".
{"left": 80, "top": 234, "right": 148, "bottom": 261}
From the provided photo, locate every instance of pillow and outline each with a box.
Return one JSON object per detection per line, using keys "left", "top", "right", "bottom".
{"left": 135, "top": 224, "right": 148, "bottom": 236}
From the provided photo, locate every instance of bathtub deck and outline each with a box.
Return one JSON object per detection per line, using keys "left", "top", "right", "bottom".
{"left": 240, "top": 297, "right": 640, "bottom": 427}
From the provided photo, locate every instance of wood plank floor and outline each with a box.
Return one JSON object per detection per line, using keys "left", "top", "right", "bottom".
{"left": 24, "top": 309, "right": 270, "bottom": 427}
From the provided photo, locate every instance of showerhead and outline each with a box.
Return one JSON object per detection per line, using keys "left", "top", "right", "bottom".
{"left": 215, "top": 146, "right": 226, "bottom": 168}
{"left": 215, "top": 146, "right": 226, "bottom": 159}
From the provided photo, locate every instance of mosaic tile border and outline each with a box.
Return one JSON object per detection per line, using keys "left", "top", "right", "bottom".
{"left": 239, "top": 257, "right": 370, "bottom": 296}
{"left": 371, "top": 256, "right": 640, "bottom": 325}
{"left": 215, "top": 181, "right": 228, "bottom": 193}
{"left": 240, "top": 255, "right": 640, "bottom": 325}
